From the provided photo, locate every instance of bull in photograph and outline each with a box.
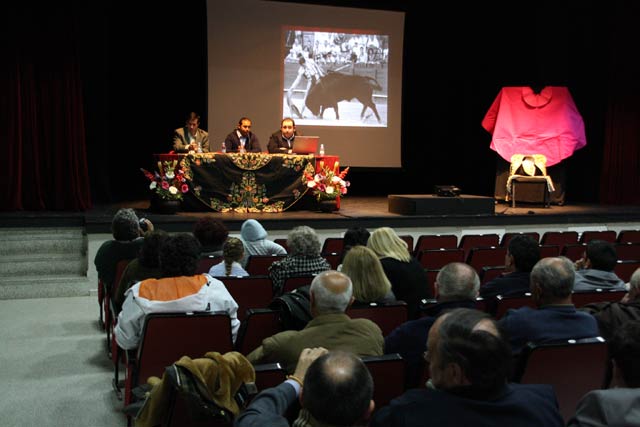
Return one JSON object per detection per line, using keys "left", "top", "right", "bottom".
{"left": 305, "top": 71, "right": 382, "bottom": 123}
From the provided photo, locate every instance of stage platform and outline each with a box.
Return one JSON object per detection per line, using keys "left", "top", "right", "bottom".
{"left": 2, "top": 196, "right": 640, "bottom": 235}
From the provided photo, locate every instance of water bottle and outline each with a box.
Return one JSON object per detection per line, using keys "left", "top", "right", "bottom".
{"left": 197, "top": 141, "right": 203, "bottom": 153}
{"left": 319, "top": 143, "right": 325, "bottom": 156}
{"left": 221, "top": 141, "right": 226, "bottom": 153}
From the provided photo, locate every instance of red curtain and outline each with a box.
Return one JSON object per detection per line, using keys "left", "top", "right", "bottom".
{"left": 0, "top": 6, "right": 91, "bottom": 211}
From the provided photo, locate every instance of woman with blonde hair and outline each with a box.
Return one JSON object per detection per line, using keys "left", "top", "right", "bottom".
{"left": 208, "top": 237, "right": 249, "bottom": 277}
{"left": 341, "top": 245, "right": 396, "bottom": 306}
{"left": 367, "top": 227, "right": 430, "bottom": 319}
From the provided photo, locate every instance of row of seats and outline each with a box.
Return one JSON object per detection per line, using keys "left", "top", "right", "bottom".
{"left": 308, "top": 229, "right": 640, "bottom": 258}
{"left": 125, "top": 309, "right": 611, "bottom": 425}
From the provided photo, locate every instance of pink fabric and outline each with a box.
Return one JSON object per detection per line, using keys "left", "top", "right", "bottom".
{"left": 481, "top": 86, "right": 587, "bottom": 166}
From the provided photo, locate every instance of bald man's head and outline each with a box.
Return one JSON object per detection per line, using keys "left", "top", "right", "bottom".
{"left": 310, "top": 270, "right": 353, "bottom": 315}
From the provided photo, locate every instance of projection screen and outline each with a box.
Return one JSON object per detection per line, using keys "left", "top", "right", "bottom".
{"left": 207, "top": 0, "right": 404, "bottom": 167}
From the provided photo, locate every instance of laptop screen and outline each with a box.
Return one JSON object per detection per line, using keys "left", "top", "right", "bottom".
{"left": 292, "top": 136, "right": 319, "bottom": 154}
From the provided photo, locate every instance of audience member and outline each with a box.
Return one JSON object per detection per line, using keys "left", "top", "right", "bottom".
{"left": 337, "top": 226, "right": 371, "bottom": 271}
{"left": 367, "top": 227, "right": 430, "bottom": 319}
{"left": 172, "top": 112, "right": 209, "bottom": 153}
{"left": 115, "top": 233, "right": 240, "bottom": 349}
{"left": 247, "top": 270, "right": 383, "bottom": 373}
{"left": 224, "top": 117, "right": 262, "bottom": 153}
{"left": 95, "top": 208, "right": 151, "bottom": 295}
{"left": 113, "top": 230, "right": 169, "bottom": 315}
{"left": 208, "top": 237, "right": 249, "bottom": 277}
{"left": 236, "top": 348, "right": 375, "bottom": 427}
{"left": 384, "top": 262, "right": 480, "bottom": 387}
{"left": 568, "top": 320, "right": 640, "bottom": 426}
{"left": 574, "top": 239, "right": 626, "bottom": 291}
{"left": 581, "top": 267, "right": 640, "bottom": 340}
{"left": 480, "top": 234, "right": 540, "bottom": 299}
{"left": 499, "top": 257, "right": 599, "bottom": 354}
{"left": 340, "top": 245, "right": 396, "bottom": 306}
{"left": 267, "top": 117, "right": 300, "bottom": 154}
{"left": 371, "top": 308, "right": 564, "bottom": 427}
{"left": 239, "top": 219, "right": 286, "bottom": 268}
{"left": 268, "top": 226, "right": 330, "bottom": 295}
{"left": 193, "top": 217, "right": 228, "bottom": 257}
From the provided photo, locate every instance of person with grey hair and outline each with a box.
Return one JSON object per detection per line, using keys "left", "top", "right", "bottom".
{"left": 247, "top": 270, "right": 383, "bottom": 373}
{"left": 581, "top": 267, "right": 640, "bottom": 340}
{"left": 499, "top": 257, "right": 599, "bottom": 354}
{"left": 372, "top": 308, "right": 564, "bottom": 427}
{"left": 384, "top": 262, "right": 480, "bottom": 387}
{"left": 94, "top": 208, "right": 153, "bottom": 296}
{"left": 574, "top": 239, "right": 626, "bottom": 291}
{"left": 268, "top": 225, "right": 331, "bottom": 295}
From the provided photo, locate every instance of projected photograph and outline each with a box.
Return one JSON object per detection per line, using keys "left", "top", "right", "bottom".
{"left": 282, "top": 28, "right": 388, "bottom": 127}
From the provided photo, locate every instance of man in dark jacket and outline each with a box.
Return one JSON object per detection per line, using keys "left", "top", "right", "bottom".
{"left": 372, "top": 308, "right": 564, "bottom": 427}
{"left": 581, "top": 267, "right": 640, "bottom": 340}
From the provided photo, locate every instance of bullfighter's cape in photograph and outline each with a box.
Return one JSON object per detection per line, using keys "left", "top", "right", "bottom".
{"left": 481, "top": 86, "right": 587, "bottom": 166}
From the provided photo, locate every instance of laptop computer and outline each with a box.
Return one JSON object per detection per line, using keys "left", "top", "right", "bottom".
{"left": 292, "top": 136, "right": 319, "bottom": 154}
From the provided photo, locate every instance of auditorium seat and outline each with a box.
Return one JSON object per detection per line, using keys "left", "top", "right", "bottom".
{"left": 235, "top": 308, "right": 282, "bottom": 355}
{"left": 273, "top": 238, "right": 289, "bottom": 252}
{"left": 413, "top": 234, "right": 458, "bottom": 256}
{"left": 493, "top": 293, "right": 535, "bottom": 319}
{"left": 617, "top": 229, "right": 640, "bottom": 244}
{"left": 218, "top": 275, "right": 273, "bottom": 321}
{"left": 458, "top": 233, "right": 500, "bottom": 260}
{"left": 362, "top": 353, "right": 406, "bottom": 409}
{"left": 347, "top": 301, "right": 408, "bottom": 336}
{"left": 322, "top": 252, "right": 341, "bottom": 269}
{"left": 466, "top": 246, "right": 508, "bottom": 275}
{"left": 320, "top": 237, "right": 344, "bottom": 255}
{"left": 561, "top": 243, "right": 587, "bottom": 262}
{"left": 195, "top": 255, "right": 223, "bottom": 274}
{"left": 124, "top": 312, "right": 234, "bottom": 407}
{"left": 540, "top": 231, "right": 579, "bottom": 253}
{"left": 281, "top": 274, "right": 315, "bottom": 294}
{"left": 614, "top": 259, "right": 640, "bottom": 282}
{"left": 579, "top": 230, "right": 617, "bottom": 244}
{"left": 245, "top": 254, "right": 286, "bottom": 276}
{"left": 572, "top": 289, "right": 627, "bottom": 308}
{"left": 615, "top": 242, "right": 640, "bottom": 261}
{"left": 539, "top": 244, "right": 560, "bottom": 258}
{"left": 416, "top": 248, "right": 465, "bottom": 270}
{"left": 514, "top": 337, "right": 608, "bottom": 423}
{"left": 500, "top": 231, "right": 540, "bottom": 247}
{"left": 480, "top": 265, "right": 505, "bottom": 285}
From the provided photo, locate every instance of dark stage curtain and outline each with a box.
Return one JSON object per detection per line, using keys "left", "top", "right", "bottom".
{"left": 0, "top": 5, "right": 91, "bottom": 211}
{"left": 599, "top": 4, "right": 640, "bottom": 205}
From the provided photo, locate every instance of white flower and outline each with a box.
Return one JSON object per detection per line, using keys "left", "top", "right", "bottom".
{"left": 331, "top": 176, "right": 341, "bottom": 184}
{"left": 149, "top": 181, "right": 157, "bottom": 190}
{"left": 169, "top": 186, "right": 178, "bottom": 195}
{"left": 325, "top": 186, "right": 335, "bottom": 195}
{"left": 307, "top": 181, "right": 317, "bottom": 188}
{"left": 165, "top": 171, "right": 175, "bottom": 180}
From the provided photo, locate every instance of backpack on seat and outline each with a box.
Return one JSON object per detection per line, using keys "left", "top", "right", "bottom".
{"left": 269, "top": 285, "right": 312, "bottom": 331}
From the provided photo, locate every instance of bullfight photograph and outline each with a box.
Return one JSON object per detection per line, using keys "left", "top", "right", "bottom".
{"left": 282, "top": 29, "right": 388, "bottom": 127}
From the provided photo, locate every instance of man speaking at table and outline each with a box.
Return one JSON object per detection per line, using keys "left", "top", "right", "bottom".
{"left": 224, "top": 117, "right": 262, "bottom": 153}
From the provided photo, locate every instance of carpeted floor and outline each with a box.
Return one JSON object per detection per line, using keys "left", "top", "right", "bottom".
{"left": 0, "top": 296, "right": 124, "bottom": 427}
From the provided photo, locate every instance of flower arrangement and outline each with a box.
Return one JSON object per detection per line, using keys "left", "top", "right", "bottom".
{"left": 141, "top": 160, "right": 189, "bottom": 201}
{"left": 304, "top": 162, "right": 350, "bottom": 201}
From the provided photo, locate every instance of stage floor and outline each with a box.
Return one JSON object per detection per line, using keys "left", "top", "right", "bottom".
{"left": 2, "top": 196, "right": 640, "bottom": 234}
